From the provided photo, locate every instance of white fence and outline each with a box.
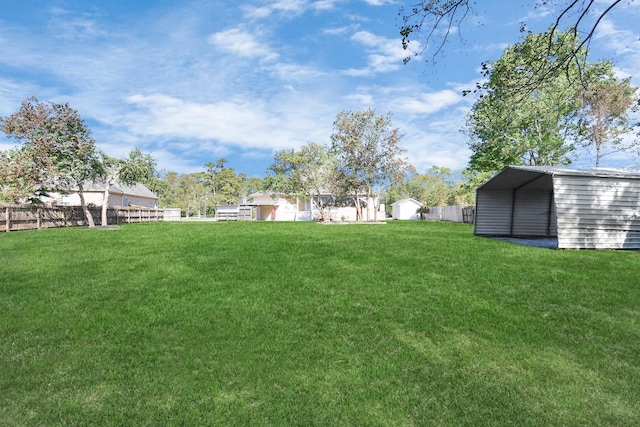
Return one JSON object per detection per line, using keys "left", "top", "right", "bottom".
{"left": 422, "top": 205, "right": 475, "bottom": 224}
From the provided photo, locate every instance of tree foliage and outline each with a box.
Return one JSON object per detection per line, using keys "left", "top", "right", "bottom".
{"left": 466, "top": 28, "right": 589, "bottom": 175}
{"left": 383, "top": 166, "right": 473, "bottom": 215}
{"left": 152, "top": 162, "right": 259, "bottom": 217}
{"left": 264, "top": 143, "right": 333, "bottom": 221}
{"left": 0, "top": 97, "right": 102, "bottom": 226}
{"left": 204, "top": 158, "right": 245, "bottom": 207}
{"left": 577, "top": 61, "right": 639, "bottom": 166}
{"left": 98, "top": 148, "right": 156, "bottom": 226}
{"left": 330, "top": 109, "right": 414, "bottom": 221}
{"left": 465, "top": 27, "right": 639, "bottom": 175}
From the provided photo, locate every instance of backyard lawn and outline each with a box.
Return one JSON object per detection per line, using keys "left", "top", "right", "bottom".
{"left": 1, "top": 221, "right": 639, "bottom": 426}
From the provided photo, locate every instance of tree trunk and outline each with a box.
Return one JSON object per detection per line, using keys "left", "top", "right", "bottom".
{"left": 101, "top": 186, "right": 110, "bottom": 226}
{"left": 314, "top": 192, "right": 327, "bottom": 222}
{"left": 77, "top": 183, "right": 95, "bottom": 228}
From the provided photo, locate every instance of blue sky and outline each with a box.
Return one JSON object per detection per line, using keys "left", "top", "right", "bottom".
{"left": 1, "top": 0, "right": 639, "bottom": 177}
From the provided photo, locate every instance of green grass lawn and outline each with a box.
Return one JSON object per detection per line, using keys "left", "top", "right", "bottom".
{"left": 1, "top": 221, "right": 639, "bottom": 426}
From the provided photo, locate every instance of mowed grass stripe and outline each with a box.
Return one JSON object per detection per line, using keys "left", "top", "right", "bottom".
{"left": 1, "top": 221, "right": 639, "bottom": 426}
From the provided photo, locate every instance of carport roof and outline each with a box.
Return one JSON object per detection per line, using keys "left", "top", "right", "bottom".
{"left": 478, "top": 166, "right": 640, "bottom": 191}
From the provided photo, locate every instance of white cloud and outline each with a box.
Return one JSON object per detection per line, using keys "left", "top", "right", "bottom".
{"left": 312, "top": 0, "right": 342, "bottom": 11}
{"left": 243, "top": 0, "right": 308, "bottom": 19}
{"left": 342, "top": 93, "right": 375, "bottom": 107}
{"left": 390, "top": 90, "right": 462, "bottom": 115}
{"left": 208, "top": 28, "right": 279, "bottom": 61}
{"left": 323, "top": 25, "right": 356, "bottom": 36}
{"left": 242, "top": 0, "right": 342, "bottom": 18}
{"left": 122, "top": 92, "right": 336, "bottom": 158}
{"left": 593, "top": 18, "right": 640, "bottom": 87}
{"left": 270, "top": 63, "right": 326, "bottom": 81}
{"left": 362, "top": 0, "right": 394, "bottom": 5}
{"left": 343, "top": 30, "right": 407, "bottom": 75}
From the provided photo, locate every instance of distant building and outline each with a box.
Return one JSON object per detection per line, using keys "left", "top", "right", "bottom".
{"left": 391, "top": 198, "right": 423, "bottom": 220}
{"left": 242, "top": 191, "right": 385, "bottom": 221}
{"left": 49, "top": 182, "right": 158, "bottom": 208}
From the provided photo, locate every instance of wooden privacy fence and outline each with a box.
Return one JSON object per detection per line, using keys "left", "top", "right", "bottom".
{"left": 1, "top": 205, "right": 170, "bottom": 232}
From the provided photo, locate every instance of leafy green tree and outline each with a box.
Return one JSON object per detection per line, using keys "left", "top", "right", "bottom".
{"left": 330, "top": 109, "right": 414, "bottom": 221}
{"left": 264, "top": 143, "right": 333, "bottom": 221}
{"left": 144, "top": 171, "right": 171, "bottom": 208}
{"left": 204, "top": 159, "right": 244, "bottom": 207}
{"left": 168, "top": 173, "right": 205, "bottom": 218}
{"left": 99, "top": 148, "right": 156, "bottom": 226}
{"left": 410, "top": 166, "right": 458, "bottom": 206}
{"left": 383, "top": 166, "right": 473, "bottom": 214}
{"left": 241, "top": 175, "right": 264, "bottom": 201}
{"left": 577, "top": 61, "right": 639, "bottom": 166}
{"left": 466, "top": 28, "right": 586, "bottom": 175}
{"left": 0, "top": 146, "right": 43, "bottom": 204}
{"left": 0, "top": 97, "right": 102, "bottom": 227}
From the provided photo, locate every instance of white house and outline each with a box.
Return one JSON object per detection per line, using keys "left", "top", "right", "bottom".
{"left": 248, "top": 191, "right": 314, "bottom": 221}
{"left": 246, "top": 191, "right": 385, "bottom": 221}
{"left": 50, "top": 182, "right": 158, "bottom": 208}
{"left": 391, "top": 198, "right": 423, "bottom": 220}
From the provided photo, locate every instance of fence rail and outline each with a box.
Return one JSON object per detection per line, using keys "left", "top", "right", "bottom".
{"left": 1, "top": 205, "right": 171, "bottom": 232}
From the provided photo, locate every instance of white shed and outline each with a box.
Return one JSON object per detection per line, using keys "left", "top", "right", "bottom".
{"left": 391, "top": 198, "right": 423, "bottom": 220}
{"left": 474, "top": 166, "right": 640, "bottom": 249}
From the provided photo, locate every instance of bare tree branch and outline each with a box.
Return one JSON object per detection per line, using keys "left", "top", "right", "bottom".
{"left": 400, "top": 0, "right": 629, "bottom": 93}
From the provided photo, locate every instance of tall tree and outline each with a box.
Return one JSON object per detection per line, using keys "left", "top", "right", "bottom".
{"left": 330, "top": 109, "right": 414, "bottom": 221}
{"left": 241, "top": 175, "right": 264, "bottom": 202}
{"left": 408, "top": 166, "right": 459, "bottom": 206}
{"left": 577, "top": 61, "right": 639, "bottom": 166}
{"left": 264, "top": 143, "right": 333, "bottom": 221}
{"left": 99, "top": 148, "right": 156, "bottom": 226}
{"left": 465, "top": 28, "right": 586, "bottom": 175}
{"left": 399, "top": 0, "right": 626, "bottom": 93}
{"left": 0, "top": 97, "right": 102, "bottom": 227}
{"left": 203, "top": 159, "right": 244, "bottom": 207}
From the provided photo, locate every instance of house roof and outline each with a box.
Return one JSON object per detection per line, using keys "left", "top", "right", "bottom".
{"left": 478, "top": 166, "right": 640, "bottom": 191}
{"left": 115, "top": 183, "right": 157, "bottom": 199}
{"left": 82, "top": 181, "right": 157, "bottom": 199}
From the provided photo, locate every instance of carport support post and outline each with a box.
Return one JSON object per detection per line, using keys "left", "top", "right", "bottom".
{"left": 510, "top": 187, "right": 516, "bottom": 236}
{"left": 546, "top": 190, "right": 554, "bottom": 238}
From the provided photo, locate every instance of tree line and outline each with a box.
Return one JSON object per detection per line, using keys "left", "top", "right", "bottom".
{"left": 0, "top": 103, "right": 471, "bottom": 221}
{"left": 2, "top": 0, "right": 639, "bottom": 222}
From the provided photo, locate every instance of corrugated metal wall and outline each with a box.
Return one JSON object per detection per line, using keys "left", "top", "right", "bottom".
{"left": 512, "top": 190, "right": 554, "bottom": 236}
{"left": 555, "top": 176, "right": 640, "bottom": 249}
{"left": 475, "top": 173, "right": 556, "bottom": 237}
{"left": 474, "top": 190, "right": 513, "bottom": 235}
{"left": 475, "top": 167, "right": 640, "bottom": 249}
{"left": 512, "top": 174, "right": 555, "bottom": 236}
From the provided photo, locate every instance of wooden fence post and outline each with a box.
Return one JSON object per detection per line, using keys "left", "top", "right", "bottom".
{"left": 5, "top": 206, "right": 10, "bottom": 232}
